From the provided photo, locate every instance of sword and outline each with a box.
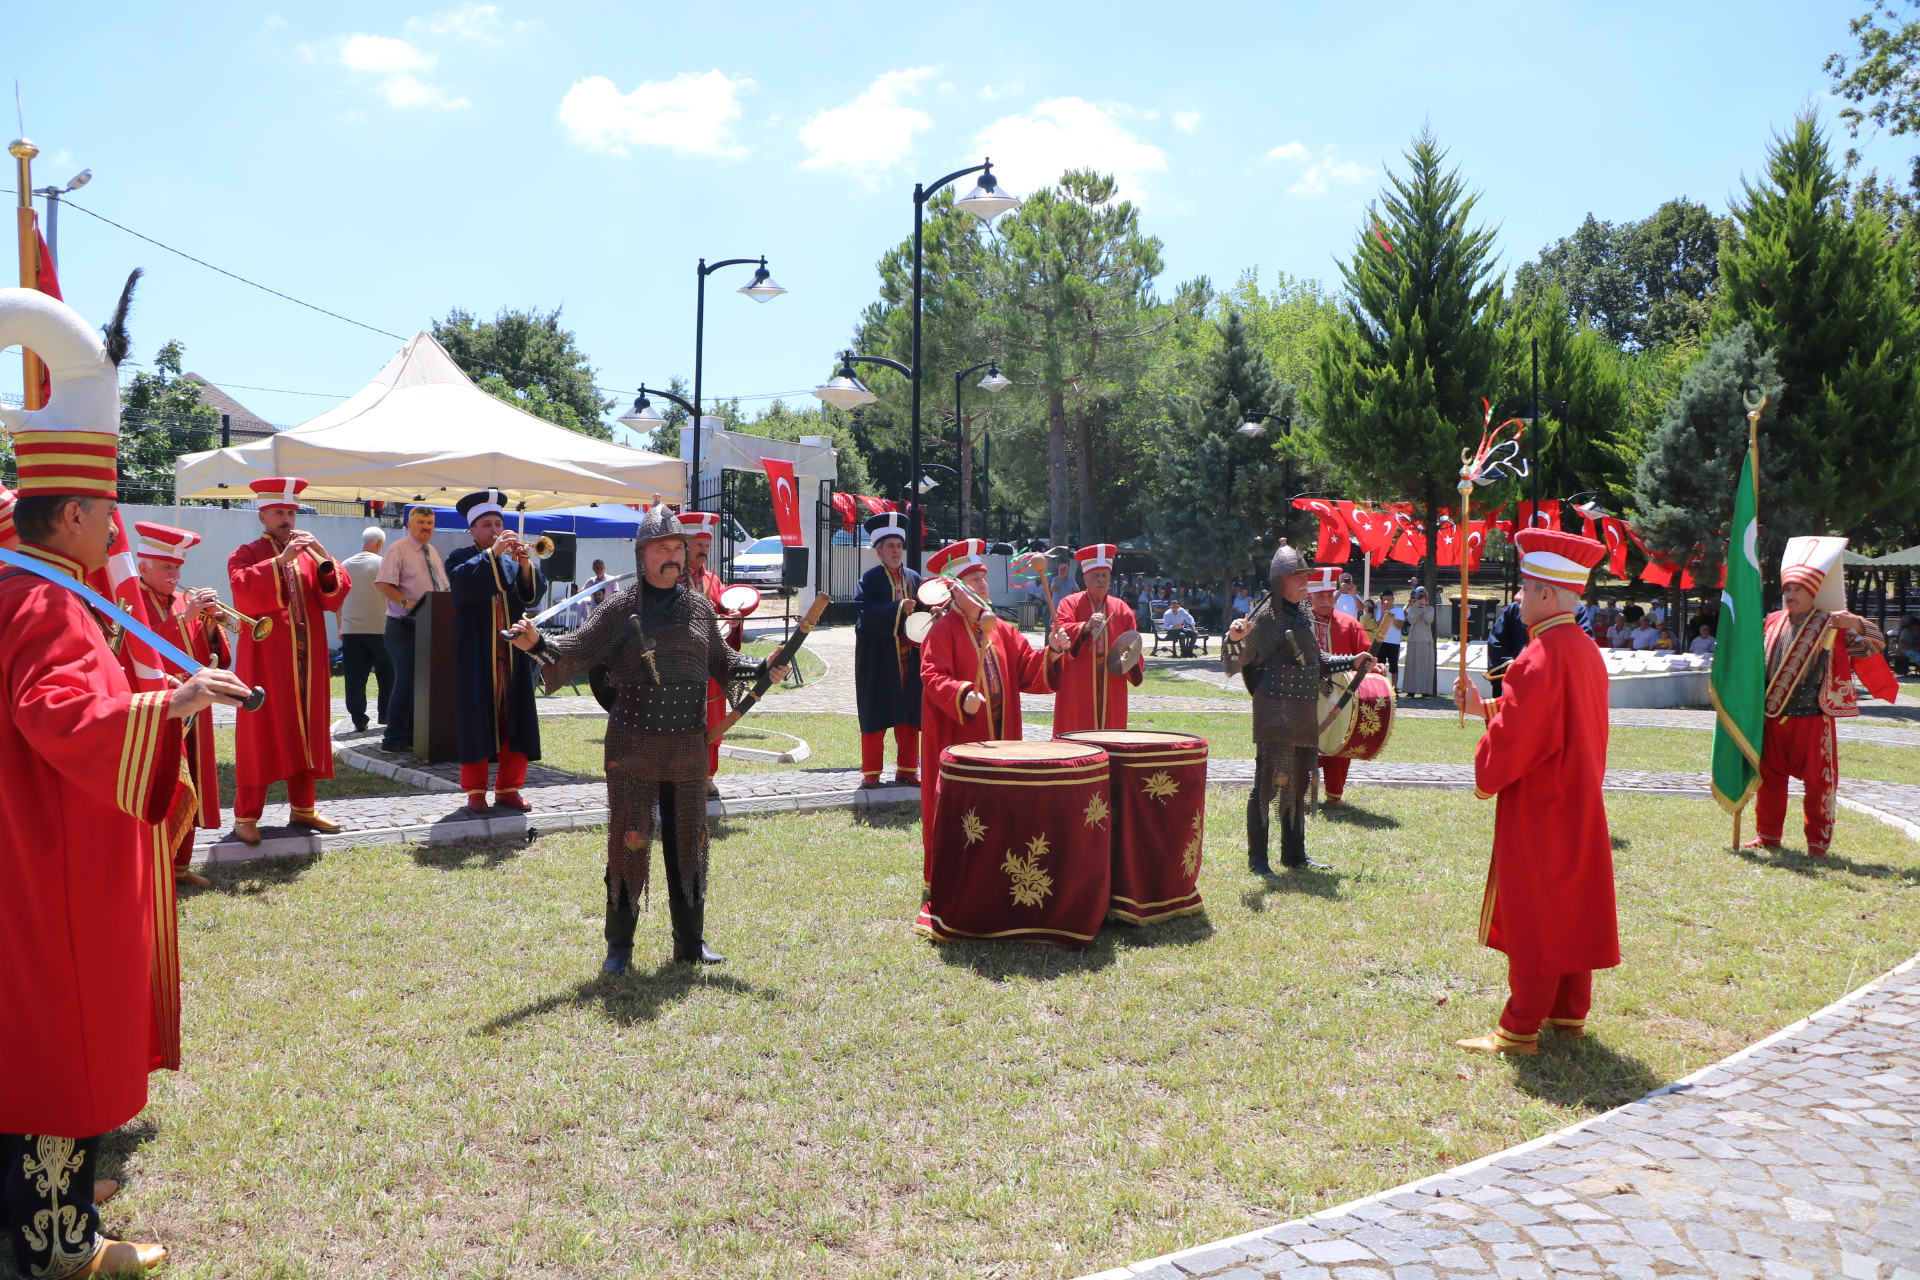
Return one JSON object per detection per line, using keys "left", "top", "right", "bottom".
{"left": 500, "top": 572, "right": 636, "bottom": 638}
{"left": 0, "top": 548, "right": 265, "bottom": 711}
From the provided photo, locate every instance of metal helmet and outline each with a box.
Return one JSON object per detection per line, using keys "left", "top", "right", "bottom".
{"left": 634, "top": 503, "right": 684, "bottom": 546}
{"left": 1268, "top": 543, "right": 1308, "bottom": 580}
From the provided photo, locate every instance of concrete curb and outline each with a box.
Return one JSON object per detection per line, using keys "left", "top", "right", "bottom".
{"left": 1077, "top": 952, "right": 1920, "bottom": 1280}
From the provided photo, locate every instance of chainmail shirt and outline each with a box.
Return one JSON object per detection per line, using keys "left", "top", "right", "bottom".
{"left": 1224, "top": 593, "right": 1360, "bottom": 748}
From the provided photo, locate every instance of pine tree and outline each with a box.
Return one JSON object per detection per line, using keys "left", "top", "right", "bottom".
{"left": 1146, "top": 313, "right": 1297, "bottom": 585}
{"left": 1718, "top": 113, "right": 1920, "bottom": 533}
{"left": 1314, "top": 131, "right": 1508, "bottom": 600}
{"left": 432, "top": 307, "right": 616, "bottom": 440}
{"left": 1630, "top": 322, "right": 1801, "bottom": 577}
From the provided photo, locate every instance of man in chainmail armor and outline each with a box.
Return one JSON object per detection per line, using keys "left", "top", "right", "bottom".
{"left": 1224, "top": 544, "right": 1377, "bottom": 873}
{"left": 509, "top": 505, "right": 782, "bottom": 973}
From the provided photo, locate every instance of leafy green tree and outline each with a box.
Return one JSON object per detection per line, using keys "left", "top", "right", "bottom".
{"left": 1147, "top": 312, "right": 1298, "bottom": 584}
{"left": 1826, "top": 1, "right": 1920, "bottom": 219}
{"left": 1717, "top": 112, "right": 1920, "bottom": 534}
{"left": 1314, "top": 131, "right": 1508, "bottom": 599}
{"left": 120, "top": 339, "right": 219, "bottom": 498}
{"left": 1513, "top": 199, "right": 1728, "bottom": 349}
{"left": 432, "top": 307, "right": 616, "bottom": 439}
{"left": 1629, "top": 323, "right": 1799, "bottom": 577}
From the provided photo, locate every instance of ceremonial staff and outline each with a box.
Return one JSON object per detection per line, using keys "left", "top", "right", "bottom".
{"left": 1455, "top": 403, "right": 1528, "bottom": 727}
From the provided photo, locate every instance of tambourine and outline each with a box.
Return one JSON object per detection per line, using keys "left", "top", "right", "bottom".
{"left": 904, "top": 611, "right": 935, "bottom": 644}
{"left": 718, "top": 584, "right": 761, "bottom": 618}
{"left": 916, "top": 577, "right": 952, "bottom": 608}
{"left": 915, "top": 574, "right": 996, "bottom": 630}
{"left": 1105, "top": 629, "right": 1142, "bottom": 674}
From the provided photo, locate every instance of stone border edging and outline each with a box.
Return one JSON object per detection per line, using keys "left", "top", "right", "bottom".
{"left": 1077, "top": 951, "right": 1920, "bottom": 1280}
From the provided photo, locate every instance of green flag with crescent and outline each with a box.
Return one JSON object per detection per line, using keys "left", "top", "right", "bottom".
{"left": 1710, "top": 450, "right": 1765, "bottom": 813}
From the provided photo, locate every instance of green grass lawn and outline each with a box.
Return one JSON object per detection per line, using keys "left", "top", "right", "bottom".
{"left": 539, "top": 713, "right": 865, "bottom": 779}
{"left": 210, "top": 726, "right": 416, "bottom": 804}
{"left": 742, "top": 637, "right": 830, "bottom": 689}
{"left": 1137, "top": 664, "right": 1248, "bottom": 700}
{"left": 93, "top": 789, "right": 1920, "bottom": 1280}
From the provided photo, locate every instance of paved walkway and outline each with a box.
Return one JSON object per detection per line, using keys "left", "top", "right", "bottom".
{"left": 1086, "top": 955, "right": 1920, "bottom": 1280}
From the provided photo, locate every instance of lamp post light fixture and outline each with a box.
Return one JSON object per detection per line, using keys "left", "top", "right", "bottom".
{"left": 915, "top": 462, "right": 960, "bottom": 495}
{"left": 616, "top": 384, "right": 700, "bottom": 449}
{"left": 954, "top": 360, "right": 1011, "bottom": 538}
{"left": 691, "top": 255, "right": 785, "bottom": 513}
{"left": 905, "top": 159, "right": 1019, "bottom": 568}
{"left": 812, "top": 350, "right": 910, "bottom": 415}
{"left": 30, "top": 166, "right": 90, "bottom": 272}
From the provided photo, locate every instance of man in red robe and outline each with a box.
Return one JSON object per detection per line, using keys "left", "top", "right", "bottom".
{"left": 1047, "top": 542, "right": 1143, "bottom": 734}
{"left": 918, "top": 539, "right": 1063, "bottom": 882}
{"left": 229, "top": 476, "right": 351, "bottom": 844}
{"left": 1745, "top": 536, "right": 1895, "bottom": 860}
{"left": 0, "top": 282, "right": 252, "bottom": 1276}
{"left": 1453, "top": 528, "right": 1616, "bottom": 1056}
{"left": 680, "top": 510, "right": 742, "bottom": 790}
{"left": 1305, "top": 566, "right": 1375, "bottom": 805}
{"left": 127, "top": 522, "right": 232, "bottom": 887}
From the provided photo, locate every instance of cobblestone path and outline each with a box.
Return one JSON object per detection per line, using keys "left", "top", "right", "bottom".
{"left": 1085, "top": 956, "right": 1920, "bottom": 1280}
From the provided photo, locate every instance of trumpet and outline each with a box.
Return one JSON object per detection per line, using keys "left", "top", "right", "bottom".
{"left": 210, "top": 599, "right": 274, "bottom": 642}
{"left": 495, "top": 532, "right": 556, "bottom": 561}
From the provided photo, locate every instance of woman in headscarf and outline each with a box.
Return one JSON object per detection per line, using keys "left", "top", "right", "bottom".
{"left": 1401, "top": 586, "right": 1438, "bottom": 697}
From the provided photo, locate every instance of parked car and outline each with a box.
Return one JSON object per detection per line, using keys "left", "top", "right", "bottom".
{"left": 730, "top": 535, "right": 788, "bottom": 586}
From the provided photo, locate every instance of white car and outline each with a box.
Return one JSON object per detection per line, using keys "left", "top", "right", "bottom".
{"left": 730, "top": 535, "right": 788, "bottom": 586}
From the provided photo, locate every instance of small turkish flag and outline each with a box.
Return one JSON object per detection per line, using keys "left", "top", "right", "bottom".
{"left": 762, "top": 457, "right": 804, "bottom": 547}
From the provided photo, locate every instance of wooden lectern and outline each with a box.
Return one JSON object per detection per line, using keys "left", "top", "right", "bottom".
{"left": 412, "top": 591, "right": 459, "bottom": 762}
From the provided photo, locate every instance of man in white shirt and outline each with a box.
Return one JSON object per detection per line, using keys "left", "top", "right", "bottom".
{"left": 339, "top": 527, "right": 393, "bottom": 732}
{"left": 1335, "top": 573, "right": 1362, "bottom": 618}
{"left": 1371, "top": 589, "right": 1405, "bottom": 685}
{"left": 582, "top": 559, "right": 617, "bottom": 617}
{"left": 1162, "top": 601, "right": 1197, "bottom": 656}
{"left": 1631, "top": 618, "right": 1659, "bottom": 651}
{"left": 1689, "top": 625, "right": 1716, "bottom": 656}
{"left": 375, "top": 505, "right": 449, "bottom": 752}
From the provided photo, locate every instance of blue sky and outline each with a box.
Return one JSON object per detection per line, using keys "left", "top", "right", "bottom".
{"left": 8, "top": 1, "right": 1910, "bottom": 443}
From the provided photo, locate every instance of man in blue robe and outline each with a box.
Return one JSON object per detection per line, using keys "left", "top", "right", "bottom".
{"left": 447, "top": 489, "right": 546, "bottom": 811}
{"left": 854, "top": 512, "right": 922, "bottom": 788}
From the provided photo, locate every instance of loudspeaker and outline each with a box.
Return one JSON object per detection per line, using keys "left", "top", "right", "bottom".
{"left": 782, "top": 545, "right": 810, "bottom": 588}
{"left": 541, "top": 531, "right": 577, "bottom": 581}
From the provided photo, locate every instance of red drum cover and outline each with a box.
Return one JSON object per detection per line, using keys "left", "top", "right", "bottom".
{"left": 1318, "top": 672, "right": 1397, "bottom": 761}
{"left": 914, "top": 740, "right": 1112, "bottom": 947}
{"left": 1061, "top": 729, "right": 1207, "bottom": 925}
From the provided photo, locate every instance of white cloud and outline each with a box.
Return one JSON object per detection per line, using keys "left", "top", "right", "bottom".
{"left": 383, "top": 74, "right": 469, "bottom": 109}
{"left": 1173, "top": 110, "right": 1202, "bottom": 134}
{"left": 339, "top": 33, "right": 434, "bottom": 73}
{"left": 971, "top": 98, "right": 1168, "bottom": 201}
{"left": 559, "top": 70, "right": 752, "bottom": 157}
{"left": 797, "top": 68, "right": 936, "bottom": 184}
{"left": 411, "top": 3, "right": 532, "bottom": 44}
{"left": 1264, "top": 141, "right": 1371, "bottom": 195}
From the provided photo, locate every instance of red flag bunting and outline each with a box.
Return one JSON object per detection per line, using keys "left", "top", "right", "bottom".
{"left": 761, "top": 458, "right": 804, "bottom": 546}
{"left": 1292, "top": 497, "right": 1351, "bottom": 564}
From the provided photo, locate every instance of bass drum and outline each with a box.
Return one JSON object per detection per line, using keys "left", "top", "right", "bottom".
{"left": 1318, "top": 670, "right": 1396, "bottom": 760}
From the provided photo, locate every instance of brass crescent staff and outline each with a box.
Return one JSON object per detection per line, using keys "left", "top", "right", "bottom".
{"left": 1454, "top": 406, "right": 1529, "bottom": 728}
{"left": 1456, "top": 464, "right": 1474, "bottom": 728}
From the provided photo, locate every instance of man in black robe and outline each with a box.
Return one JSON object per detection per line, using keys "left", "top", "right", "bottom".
{"left": 853, "top": 511, "right": 923, "bottom": 788}
{"left": 447, "top": 489, "right": 546, "bottom": 812}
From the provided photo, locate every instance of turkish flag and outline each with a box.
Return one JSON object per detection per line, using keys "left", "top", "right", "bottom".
{"left": 1516, "top": 501, "right": 1561, "bottom": 532}
{"left": 1388, "top": 509, "right": 1425, "bottom": 564}
{"left": 831, "top": 491, "right": 859, "bottom": 533}
{"left": 1293, "top": 497, "right": 1350, "bottom": 564}
{"left": 1601, "top": 518, "right": 1630, "bottom": 577}
{"left": 857, "top": 495, "right": 896, "bottom": 517}
{"left": 762, "top": 458, "right": 804, "bottom": 547}
{"left": 1484, "top": 505, "right": 1513, "bottom": 537}
{"left": 1339, "top": 503, "right": 1393, "bottom": 556}
{"left": 1436, "top": 518, "right": 1460, "bottom": 566}
{"left": 1464, "top": 520, "right": 1489, "bottom": 572}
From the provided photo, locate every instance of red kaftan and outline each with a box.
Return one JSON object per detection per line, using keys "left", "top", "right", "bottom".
{"left": 0, "top": 545, "right": 183, "bottom": 1136}
{"left": 120, "top": 584, "right": 230, "bottom": 830}
{"left": 1471, "top": 612, "right": 1618, "bottom": 978}
{"left": 1047, "top": 591, "right": 1143, "bottom": 735}
{"left": 918, "top": 611, "right": 1054, "bottom": 875}
{"left": 229, "top": 537, "right": 349, "bottom": 789}
{"left": 1315, "top": 609, "right": 1374, "bottom": 796}
{"left": 690, "top": 567, "right": 737, "bottom": 776}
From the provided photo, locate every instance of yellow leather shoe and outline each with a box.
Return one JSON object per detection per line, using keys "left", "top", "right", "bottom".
{"left": 93, "top": 1178, "right": 120, "bottom": 1205}
{"left": 1545, "top": 1019, "right": 1587, "bottom": 1039}
{"left": 72, "top": 1239, "right": 167, "bottom": 1275}
{"left": 175, "top": 870, "right": 211, "bottom": 888}
{"left": 289, "top": 808, "right": 343, "bottom": 834}
{"left": 233, "top": 820, "right": 262, "bottom": 846}
{"left": 1455, "top": 1029, "right": 1538, "bottom": 1056}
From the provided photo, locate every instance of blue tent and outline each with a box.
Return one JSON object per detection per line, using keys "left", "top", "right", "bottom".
{"left": 409, "top": 502, "right": 646, "bottom": 538}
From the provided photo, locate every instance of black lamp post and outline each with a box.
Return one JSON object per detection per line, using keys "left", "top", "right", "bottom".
{"left": 902, "top": 160, "right": 1019, "bottom": 568}
{"left": 688, "top": 256, "right": 785, "bottom": 512}
{"left": 1237, "top": 411, "right": 1295, "bottom": 541}
{"left": 953, "top": 361, "right": 1011, "bottom": 537}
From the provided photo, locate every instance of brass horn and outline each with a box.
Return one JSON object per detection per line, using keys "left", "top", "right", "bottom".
{"left": 212, "top": 600, "right": 273, "bottom": 642}
{"left": 531, "top": 534, "right": 556, "bottom": 560}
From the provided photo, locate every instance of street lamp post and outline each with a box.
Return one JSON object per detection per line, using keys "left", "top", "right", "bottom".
{"left": 905, "top": 159, "right": 1019, "bottom": 568}
{"left": 690, "top": 256, "right": 785, "bottom": 512}
{"left": 31, "top": 166, "right": 91, "bottom": 272}
{"left": 953, "top": 361, "right": 1011, "bottom": 537}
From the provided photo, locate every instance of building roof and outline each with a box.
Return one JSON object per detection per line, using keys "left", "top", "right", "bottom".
{"left": 1871, "top": 544, "right": 1920, "bottom": 567}
{"left": 182, "top": 375, "right": 277, "bottom": 434}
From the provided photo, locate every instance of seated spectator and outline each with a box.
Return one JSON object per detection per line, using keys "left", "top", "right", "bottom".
{"left": 1232, "top": 587, "right": 1252, "bottom": 621}
{"left": 1610, "top": 618, "right": 1634, "bottom": 649}
{"left": 1895, "top": 615, "right": 1920, "bottom": 673}
{"left": 1632, "top": 618, "right": 1659, "bottom": 650}
{"left": 1654, "top": 626, "right": 1676, "bottom": 651}
{"left": 1162, "top": 601, "right": 1198, "bottom": 657}
{"left": 1690, "top": 624, "right": 1716, "bottom": 656}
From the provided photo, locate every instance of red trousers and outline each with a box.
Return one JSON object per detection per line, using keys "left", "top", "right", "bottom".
{"left": 1319, "top": 755, "right": 1350, "bottom": 798}
{"left": 460, "top": 750, "right": 529, "bottom": 801}
{"left": 861, "top": 725, "right": 921, "bottom": 782}
{"left": 706, "top": 677, "right": 725, "bottom": 777}
{"left": 1498, "top": 965, "right": 1592, "bottom": 1045}
{"left": 235, "top": 770, "right": 319, "bottom": 821}
{"left": 1756, "top": 714, "right": 1837, "bottom": 857}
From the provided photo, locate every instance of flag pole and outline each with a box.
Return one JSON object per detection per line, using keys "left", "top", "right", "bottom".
{"left": 10, "top": 135, "right": 47, "bottom": 410}
{"left": 1457, "top": 481, "right": 1472, "bottom": 728}
{"left": 1731, "top": 392, "right": 1766, "bottom": 849}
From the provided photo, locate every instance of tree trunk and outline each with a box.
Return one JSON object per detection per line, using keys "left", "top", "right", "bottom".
{"left": 958, "top": 411, "right": 973, "bottom": 540}
{"left": 1422, "top": 498, "right": 1440, "bottom": 633}
{"left": 1074, "top": 409, "right": 1096, "bottom": 547}
{"left": 1048, "top": 387, "right": 1070, "bottom": 546}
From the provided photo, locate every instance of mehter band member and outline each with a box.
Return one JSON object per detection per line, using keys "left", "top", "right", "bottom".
{"left": 0, "top": 281, "right": 250, "bottom": 1277}
{"left": 918, "top": 539, "right": 1063, "bottom": 883}
{"left": 1046, "top": 542, "right": 1143, "bottom": 734}
{"left": 679, "top": 509, "right": 734, "bottom": 789}
{"left": 853, "top": 512, "right": 922, "bottom": 788}
{"left": 1453, "top": 529, "right": 1616, "bottom": 1056}
{"left": 1223, "top": 545, "right": 1376, "bottom": 874}
{"left": 129, "top": 522, "right": 231, "bottom": 887}
{"left": 230, "top": 476, "right": 350, "bottom": 845}
{"left": 510, "top": 505, "right": 777, "bottom": 973}
{"left": 1305, "top": 566, "right": 1373, "bottom": 806}
{"left": 1745, "top": 536, "right": 1893, "bottom": 860}
{"left": 448, "top": 490, "right": 546, "bottom": 812}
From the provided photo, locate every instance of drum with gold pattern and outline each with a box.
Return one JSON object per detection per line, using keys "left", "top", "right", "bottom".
{"left": 1061, "top": 729, "right": 1207, "bottom": 924}
{"left": 1317, "top": 670, "right": 1396, "bottom": 760}
{"left": 913, "top": 740, "right": 1112, "bottom": 947}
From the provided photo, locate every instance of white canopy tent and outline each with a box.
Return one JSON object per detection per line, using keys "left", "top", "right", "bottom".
{"left": 174, "top": 331, "right": 686, "bottom": 509}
